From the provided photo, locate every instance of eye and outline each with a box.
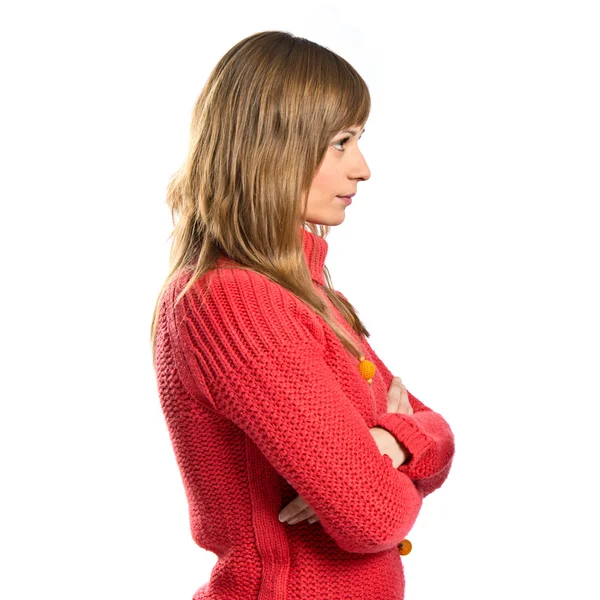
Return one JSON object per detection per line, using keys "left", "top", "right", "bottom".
{"left": 332, "top": 133, "right": 364, "bottom": 152}
{"left": 332, "top": 136, "right": 351, "bottom": 151}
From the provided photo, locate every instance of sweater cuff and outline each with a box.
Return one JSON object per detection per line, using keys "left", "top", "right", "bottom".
{"left": 372, "top": 412, "right": 439, "bottom": 481}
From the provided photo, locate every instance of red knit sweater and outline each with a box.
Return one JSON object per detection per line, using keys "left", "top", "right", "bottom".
{"left": 153, "top": 227, "right": 455, "bottom": 600}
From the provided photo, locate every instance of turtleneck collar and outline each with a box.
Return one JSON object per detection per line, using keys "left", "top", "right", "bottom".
{"left": 299, "top": 226, "right": 328, "bottom": 287}
{"left": 213, "top": 227, "right": 328, "bottom": 286}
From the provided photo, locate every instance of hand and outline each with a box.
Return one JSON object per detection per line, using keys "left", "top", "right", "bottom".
{"left": 278, "top": 493, "right": 320, "bottom": 526}
{"left": 386, "top": 376, "right": 413, "bottom": 415}
{"left": 368, "top": 376, "right": 413, "bottom": 468}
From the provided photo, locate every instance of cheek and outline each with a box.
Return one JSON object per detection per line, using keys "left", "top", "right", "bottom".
{"left": 312, "top": 165, "right": 337, "bottom": 196}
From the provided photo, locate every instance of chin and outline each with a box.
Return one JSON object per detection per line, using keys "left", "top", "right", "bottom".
{"left": 306, "top": 212, "right": 346, "bottom": 227}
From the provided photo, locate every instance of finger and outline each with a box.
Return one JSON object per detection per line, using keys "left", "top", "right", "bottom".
{"left": 279, "top": 495, "right": 309, "bottom": 521}
{"left": 399, "top": 384, "right": 409, "bottom": 412}
{"left": 386, "top": 396, "right": 400, "bottom": 413}
{"left": 402, "top": 385, "right": 413, "bottom": 413}
{"left": 287, "top": 506, "right": 316, "bottom": 524}
{"left": 400, "top": 385, "right": 414, "bottom": 414}
{"left": 389, "top": 380, "right": 408, "bottom": 414}
{"left": 387, "top": 377, "right": 403, "bottom": 412}
{"left": 391, "top": 376, "right": 403, "bottom": 389}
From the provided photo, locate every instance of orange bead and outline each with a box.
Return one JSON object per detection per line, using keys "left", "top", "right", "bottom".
{"left": 398, "top": 539, "right": 412, "bottom": 555}
{"left": 358, "top": 355, "right": 376, "bottom": 382}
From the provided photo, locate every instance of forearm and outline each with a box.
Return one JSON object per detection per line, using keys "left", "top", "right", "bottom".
{"left": 413, "top": 459, "right": 453, "bottom": 498}
{"left": 369, "top": 427, "right": 412, "bottom": 469}
{"left": 373, "top": 410, "right": 455, "bottom": 481}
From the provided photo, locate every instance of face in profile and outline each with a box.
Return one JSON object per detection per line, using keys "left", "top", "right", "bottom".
{"left": 304, "top": 125, "right": 371, "bottom": 226}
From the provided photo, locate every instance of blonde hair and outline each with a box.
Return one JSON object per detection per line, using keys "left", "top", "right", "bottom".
{"left": 150, "top": 30, "right": 372, "bottom": 365}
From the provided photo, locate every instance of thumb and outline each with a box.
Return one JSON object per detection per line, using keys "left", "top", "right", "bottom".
{"left": 387, "top": 376, "right": 403, "bottom": 412}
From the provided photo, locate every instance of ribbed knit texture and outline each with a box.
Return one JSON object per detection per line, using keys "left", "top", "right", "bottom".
{"left": 153, "top": 226, "right": 455, "bottom": 600}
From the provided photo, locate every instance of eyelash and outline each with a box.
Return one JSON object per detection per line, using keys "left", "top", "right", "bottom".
{"left": 333, "top": 136, "right": 363, "bottom": 151}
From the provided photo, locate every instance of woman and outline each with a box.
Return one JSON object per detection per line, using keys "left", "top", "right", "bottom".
{"left": 150, "top": 30, "right": 455, "bottom": 600}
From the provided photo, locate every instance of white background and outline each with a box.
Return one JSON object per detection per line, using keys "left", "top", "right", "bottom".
{"left": 1, "top": 1, "right": 599, "bottom": 598}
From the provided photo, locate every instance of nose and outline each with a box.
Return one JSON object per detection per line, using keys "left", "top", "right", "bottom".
{"left": 353, "top": 151, "right": 371, "bottom": 182}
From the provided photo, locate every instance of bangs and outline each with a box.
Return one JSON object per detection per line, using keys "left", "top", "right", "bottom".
{"left": 315, "top": 51, "right": 371, "bottom": 134}
{"left": 281, "top": 37, "right": 371, "bottom": 136}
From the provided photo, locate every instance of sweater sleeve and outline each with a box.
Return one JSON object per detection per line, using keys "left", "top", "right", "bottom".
{"left": 354, "top": 311, "right": 455, "bottom": 498}
{"left": 168, "top": 268, "right": 423, "bottom": 555}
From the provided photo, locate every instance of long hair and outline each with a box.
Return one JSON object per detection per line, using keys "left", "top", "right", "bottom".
{"left": 150, "top": 30, "right": 372, "bottom": 366}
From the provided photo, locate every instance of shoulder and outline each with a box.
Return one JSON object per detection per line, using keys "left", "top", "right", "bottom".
{"left": 168, "top": 262, "right": 326, "bottom": 354}
{"left": 171, "top": 261, "right": 301, "bottom": 315}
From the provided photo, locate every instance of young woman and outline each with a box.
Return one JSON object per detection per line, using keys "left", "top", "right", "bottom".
{"left": 150, "top": 30, "right": 455, "bottom": 600}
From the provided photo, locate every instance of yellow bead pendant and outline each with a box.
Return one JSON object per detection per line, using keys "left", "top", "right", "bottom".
{"left": 398, "top": 538, "right": 412, "bottom": 555}
{"left": 358, "top": 355, "right": 376, "bottom": 384}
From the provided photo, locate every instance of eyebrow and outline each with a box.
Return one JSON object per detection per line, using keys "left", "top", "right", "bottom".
{"left": 341, "top": 128, "right": 366, "bottom": 136}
